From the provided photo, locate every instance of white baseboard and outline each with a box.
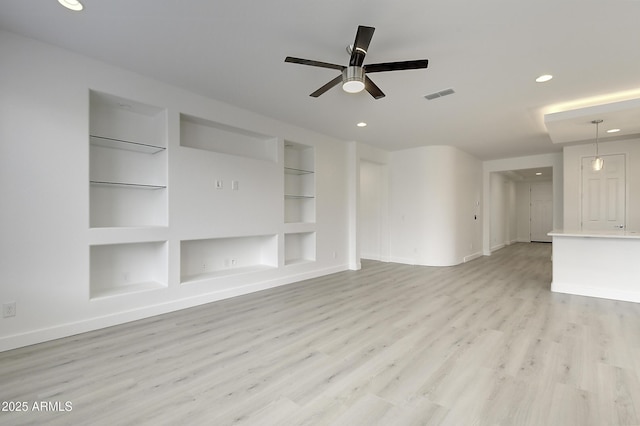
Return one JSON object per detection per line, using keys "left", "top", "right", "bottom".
{"left": 388, "top": 256, "right": 417, "bottom": 265}
{"left": 463, "top": 251, "right": 483, "bottom": 262}
{"left": 0, "top": 264, "right": 348, "bottom": 353}
{"left": 360, "top": 254, "right": 391, "bottom": 263}
{"left": 490, "top": 243, "right": 505, "bottom": 252}
{"left": 361, "top": 254, "right": 382, "bottom": 261}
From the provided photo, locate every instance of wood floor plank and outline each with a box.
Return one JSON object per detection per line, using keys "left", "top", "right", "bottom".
{"left": 1, "top": 243, "right": 640, "bottom": 425}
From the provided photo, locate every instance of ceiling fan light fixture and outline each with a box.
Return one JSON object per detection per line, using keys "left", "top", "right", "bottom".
{"left": 342, "top": 66, "right": 365, "bottom": 93}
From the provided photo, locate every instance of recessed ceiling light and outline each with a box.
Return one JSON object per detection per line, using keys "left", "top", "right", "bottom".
{"left": 58, "top": 0, "right": 83, "bottom": 11}
{"left": 607, "top": 128, "right": 621, "bottom": 133}
{"left": 357, "top": 122, "right": 367, "bottom": 127}
{"left": 535, "top": 172, "right": 542, "bottom": 176}
{"left": 535, "top": 74, "right": 553, "bottom": 83}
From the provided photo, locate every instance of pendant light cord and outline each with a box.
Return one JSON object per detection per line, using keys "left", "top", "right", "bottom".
{"left": 592, "top": 119, "right": 603, "bottom": 157}
{"left": 595, "top": 120, "right": 600, "bottom": 157}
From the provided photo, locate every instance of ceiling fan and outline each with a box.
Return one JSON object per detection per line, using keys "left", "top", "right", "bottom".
{"left": 285, "top": 25, "right": 429, "bottom": 100}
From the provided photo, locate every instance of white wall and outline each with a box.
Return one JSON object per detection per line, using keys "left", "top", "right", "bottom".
{"left": 389, "top": 145, "right": 483, "bottom": 266}
{"left": 563, "top": 138, "right": 640, "bottom": 231}
{"left": 0, "top": 31, "right": 350, "bottom": 351}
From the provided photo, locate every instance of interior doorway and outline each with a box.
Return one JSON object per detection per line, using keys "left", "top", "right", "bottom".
{"left": 495, "top": 167, "right": 553, "bottom": 246}
{"left": 530, "top": 182, "right": 553, "bottom": 242}
{"left": 359, "top": 160, "right": 389, "bottom": 261}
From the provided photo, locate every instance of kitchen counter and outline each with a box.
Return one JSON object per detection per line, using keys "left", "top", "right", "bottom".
{"left": 549, "top": 230, "right": 640, "bottom": 303}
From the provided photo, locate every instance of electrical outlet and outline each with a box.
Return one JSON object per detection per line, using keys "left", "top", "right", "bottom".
{"left": 3, "top": 302, "right": 16, "bottom": 318}
{"left": 202, "top": 263, "right": 207, "bottom": 271}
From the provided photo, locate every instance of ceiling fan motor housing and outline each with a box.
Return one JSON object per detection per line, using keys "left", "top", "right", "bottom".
{"left": 342, "top": 66, "right": 365, "bottom": 93}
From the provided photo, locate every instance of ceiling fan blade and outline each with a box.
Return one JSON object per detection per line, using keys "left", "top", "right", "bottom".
{"left": 364, "top": 76, "right": 385, "bottom": 100}
{"left": 349, "top": 26, "right": 375, "bottom": 67}
{"left": 310, "top": 75, "right": 343, "bottom": 97}
{"left": 285, "top": 57, "right": 345, "bottom": 71}
{"left": 364, "top": 59, "right": 429, "bottom": 73}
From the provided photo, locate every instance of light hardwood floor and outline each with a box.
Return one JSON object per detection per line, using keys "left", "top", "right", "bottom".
{"left": 1, "top": 243, "right": 640, "bottom": 425}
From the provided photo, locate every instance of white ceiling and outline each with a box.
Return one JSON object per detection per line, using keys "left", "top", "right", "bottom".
{"left": 2, "top": 0, "right": 640, "bottom": 160}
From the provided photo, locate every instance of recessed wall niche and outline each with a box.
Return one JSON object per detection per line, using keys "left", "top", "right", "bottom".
{"left": 180, "top": 114, "right": 277, "bottom": 162}
{"left": 89, "top": 91, "right": 168, "bottom": 228}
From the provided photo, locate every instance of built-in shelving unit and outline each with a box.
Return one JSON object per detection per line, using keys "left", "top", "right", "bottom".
{"left": 284, "top": 232, "right": 316, "bottom": 265}
{"left": 86, "top": 93, "right": 322, "bottom": 301}
{"left": 89, "top": 91, "right": 168, "bottom": 228}
{"left": 90, "top": 241, "right": 167, "bottom": 299}
{"left": 89, "top": 90, "right": 169, "bottom": 300}
{"left": 284, "top": 141, "right": 315, "bottom": 224}
{"left": 180, "top": 235, "right": 278, "bottom": 283}
{"left": 180, "top": 114, "right": 277, "bottom": 162}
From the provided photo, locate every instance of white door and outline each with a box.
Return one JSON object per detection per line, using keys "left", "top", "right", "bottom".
{"left": 581, "top": 154, "right": 626, "bottom": 231}
{"left": 530, "top": 182, "right": 553, "bottom": 242}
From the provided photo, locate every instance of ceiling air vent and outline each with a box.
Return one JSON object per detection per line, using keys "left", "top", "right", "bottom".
{"left": 424, "top": 88, "right": 455, "bottom": 100}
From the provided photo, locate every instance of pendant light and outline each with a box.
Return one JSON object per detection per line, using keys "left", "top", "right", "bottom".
{"left": 591, "top": 119, "right": 604, "bottom": 171}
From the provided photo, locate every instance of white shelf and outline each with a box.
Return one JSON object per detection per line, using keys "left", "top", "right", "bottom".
{"left": 91, "top": 280, "right": 166, "bottom": 299}
{"left": 283, "top": 222, "right": 316, "bottom": 234}
{"left": 90, "top": 181, "right": 166, "bottom": 190}
{"left": 284, "top": 232, "right": 316, "bottom": 265}
{"left": 90, "top": 241, "right": 167, "bottom": 299}
{"left": 89, "top": 91, "right": 167, "bottom": 228}
{"left": 90, "top": 135, "right": 165, "bottom": 154}
{"left": 284, "top": 167, "right": 314, "bottom": 175}
{"left": 284, "top": 194, "right": 315, "bottom": 199}
{"left": 283, "top": 258, "right": 315, "bottom": 267}
{"left": 89, "top": 227, "right": 169, "bottom": 246}
{"left": 180, "top": 235, "right": 278, "bottom": 284}
{"left": 181, "top": 265, "right": 276, "bottom": 284}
